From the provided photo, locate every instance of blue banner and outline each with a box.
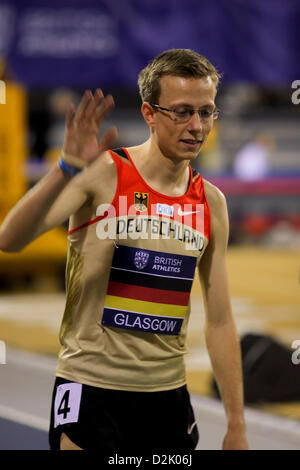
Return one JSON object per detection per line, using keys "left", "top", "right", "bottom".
{"left": 0, "top": 0, "right": 299, "bottom": 87}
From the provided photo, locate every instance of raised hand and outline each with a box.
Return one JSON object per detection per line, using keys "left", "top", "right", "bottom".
{"left": 62, "top": 89, "right": 117, "bottom": 164}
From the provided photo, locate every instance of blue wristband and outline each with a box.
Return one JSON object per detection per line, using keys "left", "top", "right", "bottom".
{"left": 59, "top": 156, "right": 82, "bottom": 176}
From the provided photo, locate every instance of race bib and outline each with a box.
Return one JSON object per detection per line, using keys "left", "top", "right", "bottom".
{"left": 54, "top": 382, "right": 82, "bottom": 428}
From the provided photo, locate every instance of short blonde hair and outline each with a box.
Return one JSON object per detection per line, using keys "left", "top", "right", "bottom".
{"left": 138, "top": 48, "right": 221, "bottom": 103}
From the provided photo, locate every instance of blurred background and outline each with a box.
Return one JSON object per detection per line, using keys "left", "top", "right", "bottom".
{"left": 0, "top": 0, "right": 300, "bottom": 446}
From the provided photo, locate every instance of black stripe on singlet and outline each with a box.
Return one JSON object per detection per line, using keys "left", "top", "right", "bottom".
{"left": 112, "top": 146, "right": 199, "bottom": 184}
{"left": 110, "top": 268, "right": 193, "bottom": 292}
{"left": 111, "top": 147, "right": 128, "bottom": 159}
{"left": 113, "top": 148, "right": 199, "bottom": 174}
{"left": 192, "top": 168, "right": 198, "bottom": 178}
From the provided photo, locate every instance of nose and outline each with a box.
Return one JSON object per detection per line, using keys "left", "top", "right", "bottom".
{"left": 187, "top": 111, "right": 202, "bottom": 132}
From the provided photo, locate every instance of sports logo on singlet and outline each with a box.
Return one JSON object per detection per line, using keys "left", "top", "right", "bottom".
{"left": 101, "top": 245, "right": 197, "bottom": 335}
{"left": 134, "top": 250, "right": 149, "bottom": 270}
{"left": 134, "top": 192, "right": 149, "bottom": 211}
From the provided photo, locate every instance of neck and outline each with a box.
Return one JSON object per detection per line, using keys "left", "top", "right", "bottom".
{"left": 129, "top": 139, "right": 190, "bottom": 197}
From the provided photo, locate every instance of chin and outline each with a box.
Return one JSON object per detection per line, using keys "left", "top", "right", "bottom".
{"left": 181, "top": 148, "right": 202, "bottom": 160}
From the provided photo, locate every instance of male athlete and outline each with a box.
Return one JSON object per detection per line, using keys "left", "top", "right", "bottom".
{"left": 0, "top": 49, "right": 249, "bottom": 451}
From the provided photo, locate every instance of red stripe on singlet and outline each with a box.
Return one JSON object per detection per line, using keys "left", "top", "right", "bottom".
{"left": 107, "top": 281, "right": 190, "bottom": 305}
{"left": 68, "top": 213, "right": 107, "bottom": 235}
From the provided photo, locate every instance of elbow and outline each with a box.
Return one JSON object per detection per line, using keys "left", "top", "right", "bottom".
{"left": 0, "top": 246, "right": 22, "bottom": 254}
{"left": 0, "top": 246, "right": 22, "bottom": 253}
{"left": 0, "top": 223, "right": 28, "bottom": 252}
{"left": 0, "top": 238, "right": 7, "bottom": 252}
{"left": 0, "top": 242, "right": 10, "bottom": 253}
{"left": 0, "top": 236, "right": 22, "bottom": 253}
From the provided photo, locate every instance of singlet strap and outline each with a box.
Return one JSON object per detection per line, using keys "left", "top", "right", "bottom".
{"left": 111, "top": 147, "right": 129, "bottom": 160}
{"left": 113, "top": 146, "right": 199, "bottom": 184}
{"left": 192, "top": 167, "right": 200, "bottom": 182}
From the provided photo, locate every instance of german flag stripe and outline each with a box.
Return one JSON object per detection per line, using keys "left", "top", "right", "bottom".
{"left": 110, "top": 268, "right": 193, "bottom": 292}
{"left": 104, "top": 295, "right": 186, "bottom": 318}
{"left": 107, "top": 281, "right": 190, "bottom": 306}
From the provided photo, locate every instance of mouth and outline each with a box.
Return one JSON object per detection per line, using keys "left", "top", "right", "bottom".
{"left": 180, "top": 139, "right": 203, "bottom": 149}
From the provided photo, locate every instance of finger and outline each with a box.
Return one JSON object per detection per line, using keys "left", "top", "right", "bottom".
{"left": 94, "top": 88, "right": 105, "bottom": 105}
{"left": 75, "top": 89, "right": 93, "bottom": 123}
{"left": 98, "top": 126, "right": 118, "bottom": 153}
{"left": 84, "top": 88, "right": 105, "bottom": 119}
{"left": 65, "top": 103, "right": 76, "bottom": 129}
{"left": 94, "top": 94, "right": 114, "bottom": 122}
{"left": 95, "top": 94, "right": 115, "bottom": 126}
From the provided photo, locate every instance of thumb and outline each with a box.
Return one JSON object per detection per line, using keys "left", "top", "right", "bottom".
{"left": 98, "top": 126, "right": 118, "bottom": 153}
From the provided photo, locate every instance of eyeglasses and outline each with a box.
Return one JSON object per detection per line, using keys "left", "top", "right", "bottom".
{"left": 148, "top": 102, "right": 220, "bottom": 123}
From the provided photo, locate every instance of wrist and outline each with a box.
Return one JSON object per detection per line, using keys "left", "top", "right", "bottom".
{"left": 58, "top": 156, "right": 82, "bottom": 176}
{"left": 61, "top": 150, "right": 87, "bottom": 169}
{"left": 227, "top": 418, "right": 246, "bottom": 432}
{"left": 58, "top": 150, "right": 88, "bottom": 176}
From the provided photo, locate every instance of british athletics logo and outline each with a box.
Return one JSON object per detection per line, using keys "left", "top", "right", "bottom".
{"left": 134, "top": 250, "right": 149, "bottom": 270}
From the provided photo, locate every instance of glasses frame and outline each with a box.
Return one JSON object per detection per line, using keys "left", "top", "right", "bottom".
{"left": 148, "top": 102, "right": 220, "bottom": 122}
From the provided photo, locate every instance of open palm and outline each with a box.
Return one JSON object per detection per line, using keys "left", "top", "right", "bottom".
{"left": 63, "top": 89, "right": 117, "bottom": 164}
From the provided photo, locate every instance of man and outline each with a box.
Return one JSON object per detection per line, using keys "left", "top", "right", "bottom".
{"left": 0, "top": 49, "right": 248, "bottom": 451}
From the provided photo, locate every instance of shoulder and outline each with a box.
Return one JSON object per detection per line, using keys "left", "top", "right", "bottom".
{"left": 203, "top": 179, "right": 227, "bottom": 215}
{"left": 72, "top": 150, "right": 118, "bottom": 204}
{"left": 203, "top": 178, "right": 229, "bottom": 237}
{"left": 79, "top": 150, "right": 116, "bottom": 186}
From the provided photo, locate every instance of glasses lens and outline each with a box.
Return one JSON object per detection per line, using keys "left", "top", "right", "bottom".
{"left": 173, "top": 107, "right": 220, "bottom": 122}
{"left": 173, "top": 108, "right": 191, "bottom": 122}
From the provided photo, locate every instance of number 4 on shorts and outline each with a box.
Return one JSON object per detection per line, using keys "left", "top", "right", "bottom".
{"left": 54, "top": 382, "right": 82, "bottom": 428}
{"left": 58, "top": 390, "right": 71, "bottom": 419}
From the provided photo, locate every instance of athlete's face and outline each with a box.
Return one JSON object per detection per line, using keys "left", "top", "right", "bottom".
{"left": 143, "top": 75, "right": 217, "bottom": 162}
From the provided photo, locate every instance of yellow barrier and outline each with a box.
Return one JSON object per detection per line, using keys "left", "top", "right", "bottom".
{"left": 0, "top": 226, "right": 67, "bottom": 270}
{"left": 0, "top": 82, "right": 27, "bottom": 214}
{"left": 0, "top": 82, "right": 68, "bottom": 279}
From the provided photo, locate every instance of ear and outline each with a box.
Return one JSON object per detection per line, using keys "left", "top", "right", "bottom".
{"left": 141, "top": 102, "right": 156, "bottom": 128}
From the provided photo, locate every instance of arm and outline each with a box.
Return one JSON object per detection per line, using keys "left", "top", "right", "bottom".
{"left": 0, "top": 89, "right": 117, "bottom": 252}
{"left": 199, "top": 183, "right": 249, "bottom": 450}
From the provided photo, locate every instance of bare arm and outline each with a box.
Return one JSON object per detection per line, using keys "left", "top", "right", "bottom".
{"left": 0, "top": 164, "right": 84, "bottom": 252}
{"left": 199, "top": 182, "right": 248, "bottom": 450}
{"left": 0, "top": 89, "right": 117, "bottom": 252}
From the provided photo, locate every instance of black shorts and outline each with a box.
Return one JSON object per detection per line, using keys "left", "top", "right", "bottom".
{"left": 49, "top": 377, "right": 199, "bottom": 452}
